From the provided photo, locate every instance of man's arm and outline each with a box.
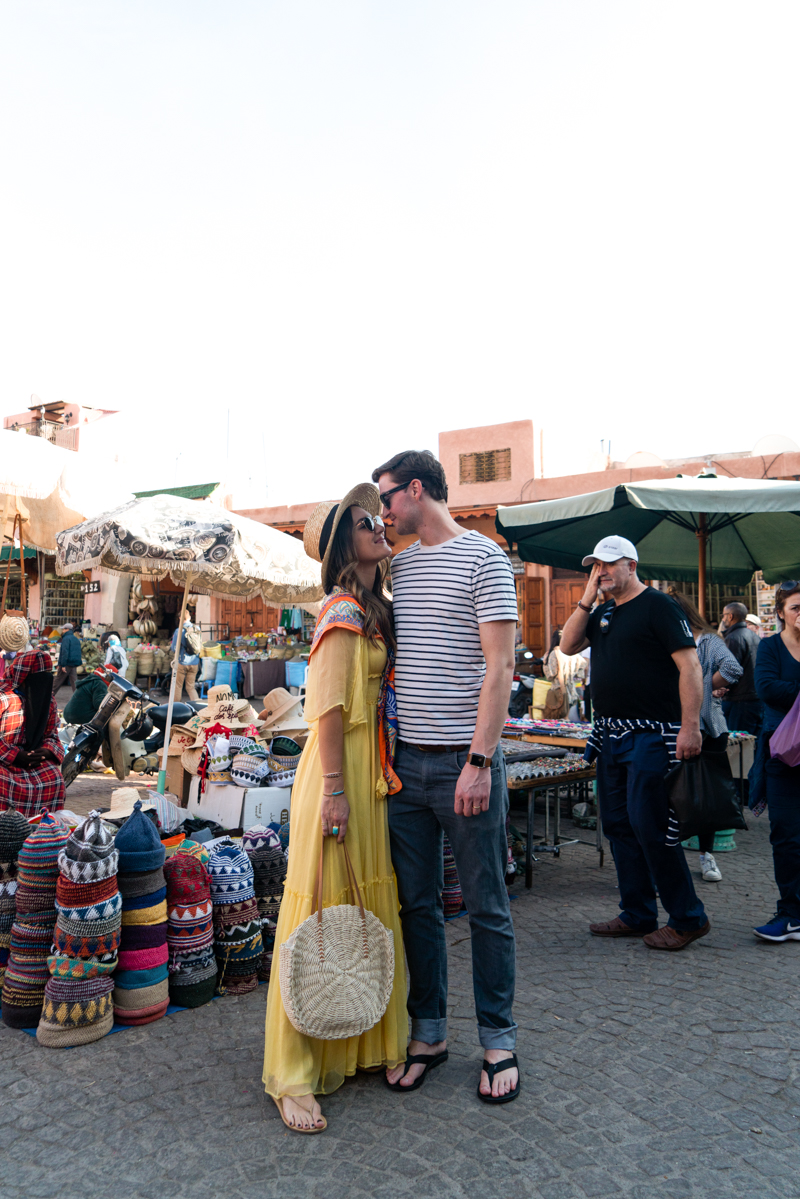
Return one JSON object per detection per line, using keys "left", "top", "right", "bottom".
{"left": 672, "top": 646, "right": 703, "bottom": 759}
{"left": 454, "top": 619, "right": 516, "bottom": 817}
{"left": 560, "top": 564, "right": 602, "bottom": 655}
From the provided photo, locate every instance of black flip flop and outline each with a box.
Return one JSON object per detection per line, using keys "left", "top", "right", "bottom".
{"left": 384, "top": 1050, "right": 449, "bottom": 1092}
{"left": 477, "top": 1054, "right": 520, "bottom": 1105}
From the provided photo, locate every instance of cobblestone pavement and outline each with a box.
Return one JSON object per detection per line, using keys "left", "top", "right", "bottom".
{"left": 3, "top": 794, "right": 800, "bottom": 1199}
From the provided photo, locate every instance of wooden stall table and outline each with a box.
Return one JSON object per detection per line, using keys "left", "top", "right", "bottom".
{"left": 507, "top": 764, "right": 601, "bottom": 888}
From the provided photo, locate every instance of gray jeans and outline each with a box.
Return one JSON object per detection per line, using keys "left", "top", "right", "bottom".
{"left": 388, "top": 742, "right": 517, "bottom": 1051}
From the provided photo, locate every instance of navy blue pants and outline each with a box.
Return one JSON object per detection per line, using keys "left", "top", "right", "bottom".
{"left": 765, "top": 757, "right": 800, "bottom": 920}
{"left": 596, "top": 729, "right": 707, "bottom": 932}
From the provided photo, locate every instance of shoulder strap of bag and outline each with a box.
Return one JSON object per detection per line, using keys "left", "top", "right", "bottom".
{"left": 1, "top": 513, "right": 26, "bottom": 614}
{"left": 314, "top": 839, "right": 368, "bottom": 962}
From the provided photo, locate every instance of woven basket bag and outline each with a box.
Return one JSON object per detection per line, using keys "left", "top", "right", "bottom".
{"left": 279, "top": 841, "right": 394, "bottom": 1040}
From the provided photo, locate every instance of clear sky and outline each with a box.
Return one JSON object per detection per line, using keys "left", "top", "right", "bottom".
{"left": 2, "top": 2, "right": 798, "bottom": 506}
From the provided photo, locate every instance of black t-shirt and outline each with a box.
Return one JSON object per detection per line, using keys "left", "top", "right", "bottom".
{"left": 586, "top": 587, "right": 696, "bottom": 722}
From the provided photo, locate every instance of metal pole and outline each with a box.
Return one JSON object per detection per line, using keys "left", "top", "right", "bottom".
{"left": 697, "top": 513, "right": 708, "bottom": 618}
{"left": 156, "top": 574, "right": 192, "bottom": 795}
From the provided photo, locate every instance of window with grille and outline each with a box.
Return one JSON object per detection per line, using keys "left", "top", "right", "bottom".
{"left": 459, "top": 448, "right": 511, "bottom": 485}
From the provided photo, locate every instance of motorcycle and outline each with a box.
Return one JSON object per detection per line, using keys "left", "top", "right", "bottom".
{"left": 61, "top": 668, "right": 202, "bottom": 787}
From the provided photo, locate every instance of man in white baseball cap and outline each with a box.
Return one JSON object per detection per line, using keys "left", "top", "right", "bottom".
{"left": 561, "top": 533, "right": 708, "bottom": 952}
{"left": 581, "top": 535, "right": 638, "bottom": 567}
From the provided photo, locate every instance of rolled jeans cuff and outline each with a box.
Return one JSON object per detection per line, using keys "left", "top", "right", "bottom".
{"left": 479, "top": 1021, "right": 518, "bottom": 1051}
{"left": 410, "top": 1018, "right": 447, "bottom": 1045}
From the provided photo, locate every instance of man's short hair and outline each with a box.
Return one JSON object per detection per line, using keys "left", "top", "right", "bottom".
{"left": 724, "top": 602, "right": 748, "bottom": 622}
{"left": 371, "top": 450, "right": 448, "bottom": 502}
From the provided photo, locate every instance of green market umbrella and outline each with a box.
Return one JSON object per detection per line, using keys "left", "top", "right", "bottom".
{"left": 496, "top": 476, "right": 800, "bottom": 609}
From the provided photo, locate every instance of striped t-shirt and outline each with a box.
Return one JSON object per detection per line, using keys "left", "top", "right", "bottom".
{"left": 390, "top": 530, "right": 518, "bottom": 744}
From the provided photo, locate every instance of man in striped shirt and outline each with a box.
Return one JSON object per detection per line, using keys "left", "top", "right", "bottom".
{"left": 372, "top": 450, "right": 520, "bottom": 1104}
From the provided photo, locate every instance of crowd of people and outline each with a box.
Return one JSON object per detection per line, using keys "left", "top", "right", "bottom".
{"left": 0, "top": 450, "right": 798, "bottom": 1136}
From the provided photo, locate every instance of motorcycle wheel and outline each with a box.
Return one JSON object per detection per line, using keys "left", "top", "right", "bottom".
{"left": 62, "top": 746, "right": 88, "bottom": 788}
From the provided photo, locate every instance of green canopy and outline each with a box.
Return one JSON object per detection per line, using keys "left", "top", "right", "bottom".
{"left": 496, "top": 476, "right": 800, "bottom": 586}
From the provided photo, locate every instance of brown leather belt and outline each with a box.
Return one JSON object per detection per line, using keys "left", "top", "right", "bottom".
{"left": 400, "top": 741, "right": 471, "bottom": 754}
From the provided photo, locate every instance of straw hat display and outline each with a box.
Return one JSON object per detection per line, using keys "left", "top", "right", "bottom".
{"left": 180, "top": 686, "right": 264, "bottom": 776}
{"left": 303, "top": 483, "right": 380, "bottom": 593}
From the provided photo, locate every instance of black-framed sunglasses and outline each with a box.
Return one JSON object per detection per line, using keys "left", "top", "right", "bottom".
{"left": 599, "top": 605, "right": 615, "bottom": 635}
{"left": 378, "top": 481, "right": 411, "bottom": 508}
{"left": 355, "top": 514, "right": 386, "bottom": 533}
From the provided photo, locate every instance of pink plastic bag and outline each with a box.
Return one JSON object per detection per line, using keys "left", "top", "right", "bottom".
{"left": 770, "top": 689, "right": 800, "bottom": 767}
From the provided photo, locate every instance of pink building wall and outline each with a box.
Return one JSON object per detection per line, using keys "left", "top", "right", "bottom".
{"left": 439, "top": 420, "right": 535, "bottom": 508}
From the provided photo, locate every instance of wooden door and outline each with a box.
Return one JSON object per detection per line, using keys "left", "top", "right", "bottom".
{"left": 516, "top": 576, "right": 545, "bottom": 657}
{"left": 551, "top": 580, "right": 586, "bottom": 633}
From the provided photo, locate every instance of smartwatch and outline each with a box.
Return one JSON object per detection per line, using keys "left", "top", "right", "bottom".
{"left": 467, "top": 751, "right": 491, "bottom": 769}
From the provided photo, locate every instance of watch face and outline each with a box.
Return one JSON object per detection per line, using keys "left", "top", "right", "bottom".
{"left": 469, "top": 752, "right": 488, "bottom": 768}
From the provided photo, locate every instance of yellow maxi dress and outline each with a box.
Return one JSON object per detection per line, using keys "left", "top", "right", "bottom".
{"left": 262, "top": 628, "right": 408, "bottom": 1099}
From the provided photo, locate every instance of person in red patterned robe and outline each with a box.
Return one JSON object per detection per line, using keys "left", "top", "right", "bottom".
{"left": 0, "top": 650, "right": 65, "bottom": 818}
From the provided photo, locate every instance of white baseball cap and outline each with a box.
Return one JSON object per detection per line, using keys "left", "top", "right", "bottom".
{"left": 581, "top": 535, "right": 639, "bottom": 566}
{"left": 745, "top": 613, "right": 762, "bottom": 625}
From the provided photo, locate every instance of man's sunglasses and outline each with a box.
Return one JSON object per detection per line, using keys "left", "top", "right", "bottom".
{"left": 355, "top": 514, "right": 386, "bottom": 533}
{"left": 378, "top": 481, "right": 411, "bottom": 508}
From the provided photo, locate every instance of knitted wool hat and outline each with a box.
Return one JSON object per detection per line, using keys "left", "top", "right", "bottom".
{"left": 242, "top": 824, "right": 281, "bottom": 855}
{"left": 58, "top": 811, "right": 119, "bottom": 884}
{"left": 1, "top": 918, "right": 56, "bottom": 1028}
{"left": 120, "top": 900, "right": 167, "bottom": 926}
{"left": 119, "top": 923, "right": 168, "bottom": 951}
{"left": 16, "top": 813, "right": 69, "bottom": 883}
{"left": 37, "top": 974, "right": 115, "bottom": 1047}
{"left": 55, "top": 885, "right": 122, "bottom": 924}
{"left": 207, "top": 841, "right": 255, "bottom": 906}
{"left": 173, "top": 839, "right": 211, "bottom": 864}
{"left": 114, "top": 801, "right": 166, "bottom": 874}
{"left": 56, "top": 874, "right": 119, "bottom": 911}
{"left": 113, "top": 978, "right": 170, "bottom": 1012}
{"left": 0, "top": 807, "right": 30, "bottom": 865}
{"left": 115, "top": 867, "right": 167, "bottom": 900}
{"left": 164, "top": 852, "right": 211, "bottom": 907}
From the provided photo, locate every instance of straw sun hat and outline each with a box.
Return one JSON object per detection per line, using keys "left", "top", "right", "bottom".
{"left": 0, "top": 615, "right": 30, "bottom": 653}
{"left": 303, "top": 483, "right": 380, "bottom": 593}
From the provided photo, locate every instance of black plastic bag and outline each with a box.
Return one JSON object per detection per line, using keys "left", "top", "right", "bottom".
{"left": 666, "top": 750, "right": 748, "bottom": 841}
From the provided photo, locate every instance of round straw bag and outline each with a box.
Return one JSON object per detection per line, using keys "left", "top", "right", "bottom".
{"left": 279, "top": 841, "right": 394, "bottom": 1040}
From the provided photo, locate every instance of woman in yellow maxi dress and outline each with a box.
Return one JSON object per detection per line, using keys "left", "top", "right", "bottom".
{"left": 263, "top": 486, "right": 407, "bottom": 1132}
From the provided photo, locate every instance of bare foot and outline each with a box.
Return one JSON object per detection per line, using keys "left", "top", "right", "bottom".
{"left": 386, "top": 1039, "right": 447, "bottom": 1088}
{"left": 279, "top": 1094, "right": 325, "bottom": 1130}
{"left": 479, "top": 1049, "right": 518, "bottom": 1098}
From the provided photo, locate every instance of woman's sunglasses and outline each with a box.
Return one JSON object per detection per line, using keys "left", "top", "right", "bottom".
{"left": 779, "top": 581, "right": 800, "bottom": 591}
{"left": 355, "top": 515, "right": 386, "bottom": 534}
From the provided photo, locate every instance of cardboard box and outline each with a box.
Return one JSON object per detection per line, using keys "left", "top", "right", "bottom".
{"left": 240, "top": 787, "right": 291, "bottom": 831}
{"left": 157, "top": 749, "right": 192, "bottom": 806}
{"left": 185, "top": 779, "right": 244, "bottom": 830}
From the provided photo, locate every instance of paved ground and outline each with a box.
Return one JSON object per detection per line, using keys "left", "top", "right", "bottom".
{"left": 3, "top": 770, "right": 800, "bottom": 1198}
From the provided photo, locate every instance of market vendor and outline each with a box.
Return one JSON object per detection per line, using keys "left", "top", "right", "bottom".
{"left": 63, "top": 666, "right": 111, "bottom": 727}
{"left": 0, "top": 649, "right": 65, "bottom": 817}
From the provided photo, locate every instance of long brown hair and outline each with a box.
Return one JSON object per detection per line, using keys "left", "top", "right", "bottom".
{"left": 667, "top": 587, "right": 717, "bottom": 636}
{"left": 326, "top": 509, "right": 396, "bottom": 650}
